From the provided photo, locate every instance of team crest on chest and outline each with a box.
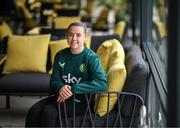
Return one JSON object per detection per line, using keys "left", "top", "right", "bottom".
{"left": 79, "top": 64, "right": 85, "bottom": 73}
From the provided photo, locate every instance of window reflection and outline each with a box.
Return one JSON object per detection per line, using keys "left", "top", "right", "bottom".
{"left": 152, "top": 0, "right": 167, "bottom": 77}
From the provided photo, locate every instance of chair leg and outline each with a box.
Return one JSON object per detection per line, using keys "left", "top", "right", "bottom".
{"left": 6, "top": 96, "right": 10, "bottom": 109}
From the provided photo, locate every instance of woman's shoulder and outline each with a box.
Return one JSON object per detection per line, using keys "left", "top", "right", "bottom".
{"left": 84, "top": 47, "right": 99, "bottom": 62}
{"left": 55, "top": 48, "right": 69, "bottom": 58}
{"left": 85, "top": 47, "right": 98, "bottom": 57}
{"left": 57, "top": 47, "right": 69, "bottom": 55}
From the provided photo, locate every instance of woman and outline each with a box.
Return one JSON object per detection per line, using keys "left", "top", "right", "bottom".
{"left": 26, "top": 22, "right": 107, "bottom": 127}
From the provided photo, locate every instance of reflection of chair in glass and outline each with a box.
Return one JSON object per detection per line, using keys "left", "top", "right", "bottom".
{"left": 153, "top": 20, "right": 167, "bottom": 39}
{"left": 158, "top": 37, "right": 167, "bottom": 68}
{"left": 53, "top": 16, "right": 81, "bottom": 29}
{"left": 152, "top": 20, "right": 167, "bottom": 50}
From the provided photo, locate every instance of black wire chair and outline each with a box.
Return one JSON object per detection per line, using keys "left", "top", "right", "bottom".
{"left": 57, "top": 91, "right": 144, "bottom": 128}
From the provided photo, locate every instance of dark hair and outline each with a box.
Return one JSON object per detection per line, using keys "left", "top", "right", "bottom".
{"left": 66, "top": 22, "right": 87, "bottom": 35}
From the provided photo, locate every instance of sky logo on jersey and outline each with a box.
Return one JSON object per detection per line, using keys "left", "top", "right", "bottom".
{"left": 79, "top": 64, "right": 85, "bottom": 73}
{"left": 62, "top": 73, "right": 81, "bottom": 84}
{"left": 59, "top": 62, "right": 65, "bottom": 68}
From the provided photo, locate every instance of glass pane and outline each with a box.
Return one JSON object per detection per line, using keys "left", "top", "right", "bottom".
{"left": 152, "top": 0, "right": 167, "bottom": 83}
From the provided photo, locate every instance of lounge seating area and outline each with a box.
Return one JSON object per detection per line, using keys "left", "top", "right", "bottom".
{"left": 24, "top": 37, "right": 148, "bottom": 127}
{"left": 0, "top": 30, "right": 149, "bottom": 127}
{"left": 0, "top": 0, "right": 149, "bottom": 127}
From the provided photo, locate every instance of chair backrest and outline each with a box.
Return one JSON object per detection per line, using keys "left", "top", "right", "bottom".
{"left": 90, "top": 34, "right": 120, "bottom": 52}
{"left": 121, "top": 45, "right": 149, "bottom": 117}
{"left": 40, "top": 27, "right": 66, "bottom": 40}
{"left": 90, "top": 34, "right": 134, "bottom": 53}
{"left": 57, "top": 92, "right": 144, "bottom": 127}
{"left": 123, "top": 44, "right": 148, "bottom": 98}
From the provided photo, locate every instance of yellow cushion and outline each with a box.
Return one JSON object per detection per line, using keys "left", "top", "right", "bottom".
{"left": 49, "top": 36, "right": 91, "bottom": 74}
{"left": 94, "top": 65, "right": 126, "bottom": 116}
{"left": 49, "top": 39, "right": 69, "bottom": 74}
{"left": 94, "top": 39, "right": 126, "bottom": 117}
{"left": 114, "top": 21, "right": 126, "bottom": 38}
{"left": 0, "top": 22, "right": 12, "bottom": 40}
{"left": 86, "top": 35, "right": 91, "bottom": 48}
{"left": 107, "top": 39, "right": 125, "bottom": 69}
{"left": 3, "top": 34, "right": 50, "bottom": 74}
{"left": 96, "top": 39, "right": 125, "bottom": 73}
{"left": 50, "top": 39, "right": 69, "bottom": 65}
{"left": 53, "top": 16, "right": 81, "bottom": 29}
{"left": 96, "top": 41, "right": 113, "bottom": 73}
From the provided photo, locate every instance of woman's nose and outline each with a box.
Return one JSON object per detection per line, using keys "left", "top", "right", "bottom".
{"left": 72, "top": 35, "right": 77, "bottom": 40}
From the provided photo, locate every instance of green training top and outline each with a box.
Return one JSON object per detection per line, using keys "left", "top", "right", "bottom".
{"left": 50, "top": 47, "right": 108, "bottom": 94}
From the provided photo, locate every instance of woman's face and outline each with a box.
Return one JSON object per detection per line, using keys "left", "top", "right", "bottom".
{"left": 67, "top": 26, "right": 86, "bottom": 54}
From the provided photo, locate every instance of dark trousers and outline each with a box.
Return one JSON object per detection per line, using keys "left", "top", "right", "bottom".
{"left": 25, "top": 95, "right": 90, "bottom": 127}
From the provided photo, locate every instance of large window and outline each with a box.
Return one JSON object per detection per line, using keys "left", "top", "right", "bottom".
{"left": 152, "top": 0, "right": 167, "bottom": 85}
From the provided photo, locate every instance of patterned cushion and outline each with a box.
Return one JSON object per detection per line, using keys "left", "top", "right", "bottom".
{"left": 95, "top": 39, "right": 126, "bottom": 116}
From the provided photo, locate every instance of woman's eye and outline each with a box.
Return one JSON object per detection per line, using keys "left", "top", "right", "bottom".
{"left": 68, "top": 33, "right": 73, "bottom": 36}
{"left": 77, "top": 34, "right": 81, "bottom": 37}
{"left": 68, "top": 33, "right": 81, "bottom": 37}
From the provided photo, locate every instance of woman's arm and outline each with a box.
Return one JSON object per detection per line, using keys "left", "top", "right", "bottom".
{"left": 50, "top": 53, "right": 65, "bottom": 94}
{"left": 73, "top": 57, "right": 108, "bottom": 94}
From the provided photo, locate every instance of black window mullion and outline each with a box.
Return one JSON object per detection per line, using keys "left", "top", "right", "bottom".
{"left": 167, "top": 1, "right": 180, "bottom": 127}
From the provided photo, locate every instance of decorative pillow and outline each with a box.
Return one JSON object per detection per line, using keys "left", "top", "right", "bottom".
{"left": 50, "top": 39, "right": 69, "bottom": 64}
{"left": 94, "top": 39, "right": 126, "bottom": 117}
{"left": 3, "top": 34, "right": 50, "bottom": 74}
{"left": 48, "top": 39, "right": 69, "bottom": 74}
{"left": 107, "top": 39, "right": 125, "bottom": 70}
{"left": 91, "top": 35, "right": 120, "bottom": 52}
{"left": 94, "top": 64, "right": 126, "bottom": 117}
{"left": 86, "top": 35, "right": 91, "bottom": 48}
{"left": 96, "top": 39, "right": 125, "bottom": 73}
{"left": 114, "top": 21, "right": 126, "bottom": 38}
{"left": 96, "top": 41, "right": 112, "bottom": 73}
{"left": 0, "top": 22, "right": 12, "bottom": 41}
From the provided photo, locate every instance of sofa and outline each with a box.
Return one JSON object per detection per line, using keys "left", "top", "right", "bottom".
{"left": 0, "top": 32, "right": 148, "bottom": 127}
{"left": 54, "top": 42, "right": 148, "bottom": 127}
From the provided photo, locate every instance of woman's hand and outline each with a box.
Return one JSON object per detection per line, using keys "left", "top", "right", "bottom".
{"left": 57, "top": 85, "right": 73, "bottom": 102}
